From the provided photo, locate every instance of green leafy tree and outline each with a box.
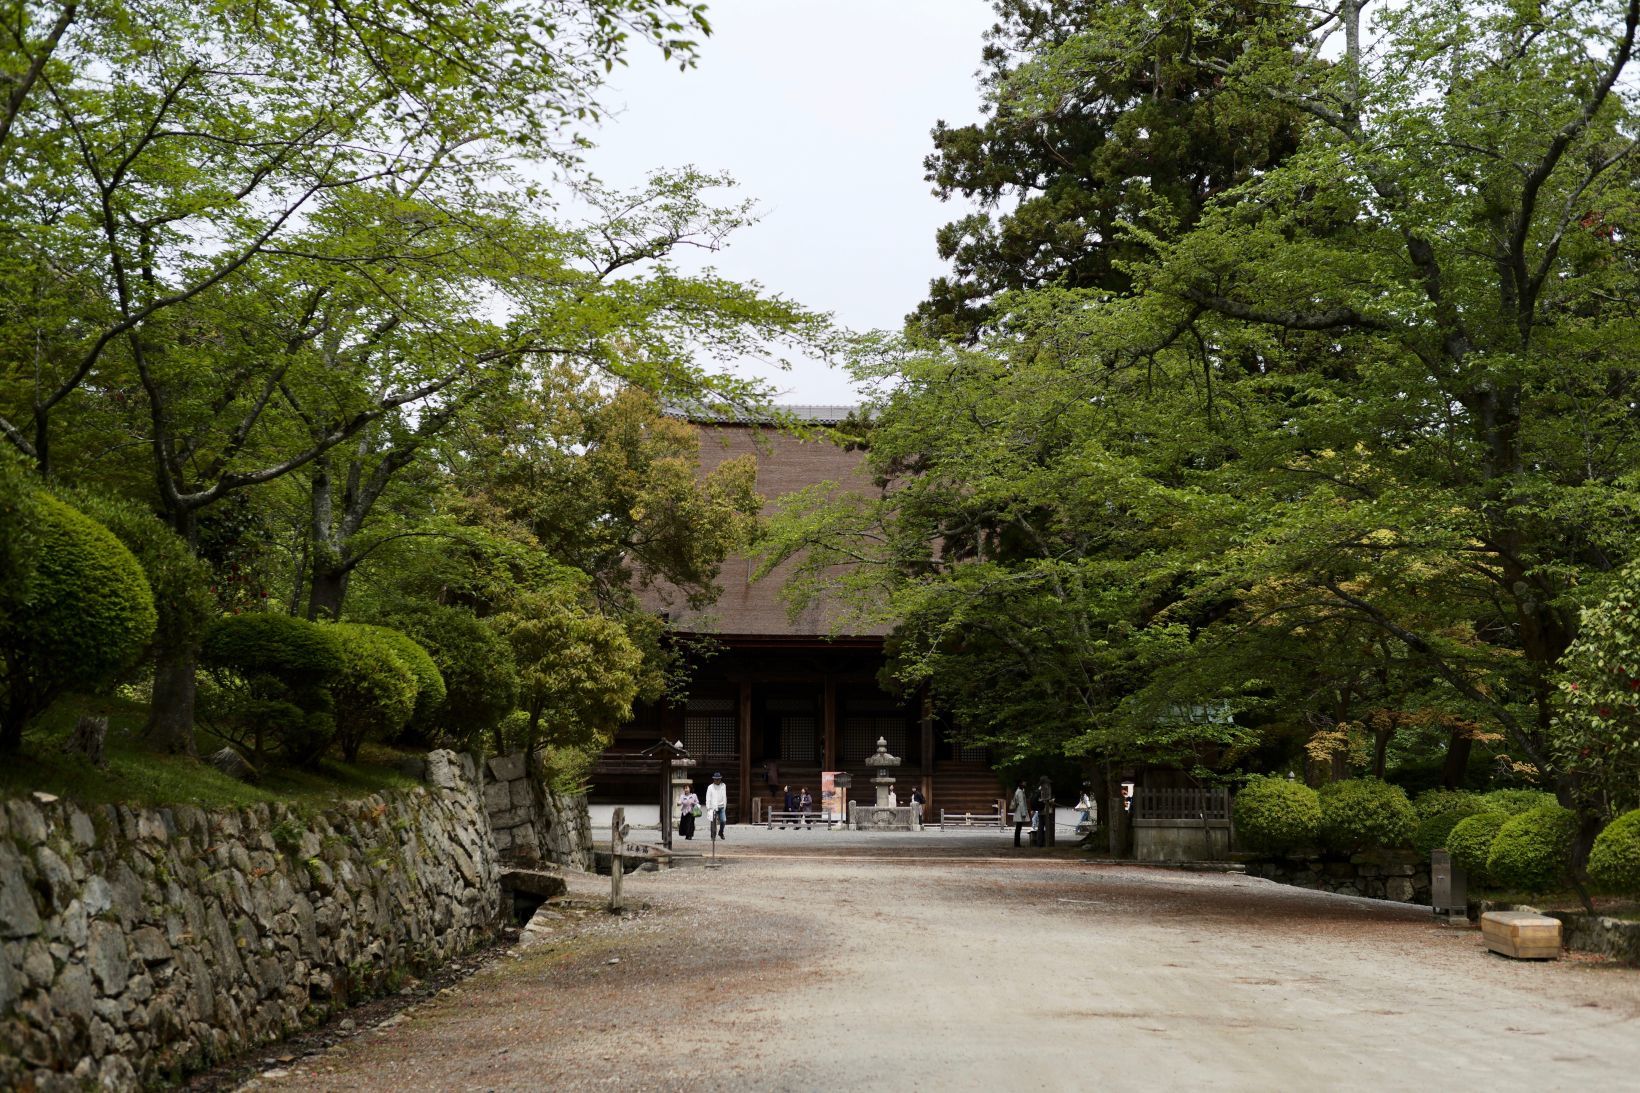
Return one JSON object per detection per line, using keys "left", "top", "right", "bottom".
{"left": 491, "top": 587, "right": 644, "bottom": 761}
{"left": 1554, "top": 561, "right": 1640, "bottom": 815}
{"left": 913, "top": 0, "right": 1304, "bottom": 339}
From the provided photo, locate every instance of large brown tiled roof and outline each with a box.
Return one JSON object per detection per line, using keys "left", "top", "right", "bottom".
{"left": 638, "top": 412, "right": 886, "bottom": 639}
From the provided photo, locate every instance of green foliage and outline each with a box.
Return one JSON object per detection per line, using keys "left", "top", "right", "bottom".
{"left": 1587, "top": 811, "right": 1640, "bottom": 896}
{"left": 354, "top": 625, "right": 445, "bottom": 737}
{"left": 490, "top": 587, "right": 644, "bottom": 760}
{"left": 199, "top": 614, "right": 344, "bottom": 763}
{"left": 774, "top": 0, "right": 1640, "bottom": 803}
{"left": 1477, "top": 790, "right": 1558, "bottom": 817}
{"left": 1317, "top": 779, "right": 1416, "bottom": 854}
{"left": 1486, "top": 805, "right": 1579, "bottom": 894}
{"left": 0, "top": 492, "right": 157, "bottom": 750}
{"left": 1233, "top": 776, "right": 1321, "bottom": 854}
{"left": 1412, "top": 789, "right": 1481, "bottom": 823}
{"left": 380, "top": 605, "right": 517, "bottom": 750}
{"left": 1553, "top": 562, "right": 1640, "bottom": 813}
{"left": 1412, "top": 797, "right": 1488, "bottom": 858}
{"left": 912, "top": 0, "right": 1304, "bottom": 338}
{"left": 1447, "top": 813, "right": 1509, "bottom": 881}
{"left": 59, "top": 489, "right": 215, "bottom": 658}
{"left": 327, "top": 624, "right": 418, "bottom": 764}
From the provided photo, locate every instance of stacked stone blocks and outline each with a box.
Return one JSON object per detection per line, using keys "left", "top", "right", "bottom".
{"left": 0, "top": 750, "right": 500, "bottom": 1091}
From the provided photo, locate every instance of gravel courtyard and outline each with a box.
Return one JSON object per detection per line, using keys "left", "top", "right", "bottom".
{"left": 244, "top": 831, "right": 1640, "bottom": 1092}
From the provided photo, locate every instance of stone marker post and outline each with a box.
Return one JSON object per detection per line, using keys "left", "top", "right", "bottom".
{"left": 610, "top": 807, "right": 630, "bottom": 912}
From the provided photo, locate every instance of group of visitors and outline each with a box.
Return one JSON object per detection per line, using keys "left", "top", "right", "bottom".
{"left": 1011, "top": 780, "right": 1099, "bottom": 848}
{"left": 781, "top": 785, "right": 814, "bottom": 813}
{"left": 676, "top": 771, "right": 729, "bottom": 841}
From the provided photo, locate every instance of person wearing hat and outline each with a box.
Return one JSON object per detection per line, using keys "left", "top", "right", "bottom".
{"left": 705, "top": 771, "right": 729, "bottom": 840}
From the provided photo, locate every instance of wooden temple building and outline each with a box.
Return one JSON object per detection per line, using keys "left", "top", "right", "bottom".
{"left": 589, "top": 406, "right": 1002, "bottom": 821}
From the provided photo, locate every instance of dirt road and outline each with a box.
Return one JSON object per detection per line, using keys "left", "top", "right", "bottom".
{"left": 245, "top": 836, "right": 1640, "bottom": 1092}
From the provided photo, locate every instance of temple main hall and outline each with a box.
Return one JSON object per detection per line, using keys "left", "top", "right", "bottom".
{"left": 589, "top": 406, "right": 1002, "bottom": 821}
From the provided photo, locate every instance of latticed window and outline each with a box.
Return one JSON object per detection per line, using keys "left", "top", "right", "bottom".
{"left": 842, "top": 715, "right": 905, "bottom": 761}
{"left": 957, "top": 743, "right": 989, "bottom": 763}
{"left": 766, "top": 696, "right": 817, "bottom": 762}
{"left": 684, "top": 696, "right": 736, "bottom": 756}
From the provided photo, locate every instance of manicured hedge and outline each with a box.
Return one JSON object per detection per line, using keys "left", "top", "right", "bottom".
{"left": 1412, "top": 796, "right": 1489, "bottom": 857}
{"left": 0, "top": 492, "right": 157, "bottom": 750}
{"left": 1233, "top": 776, "right": 1321, "bottom": 854}
{"left": 1486, "top": 804, "right": 1578, "bottom": 893}
{"left": 64, "top": 489, "right": 213, "bottom": 658}
{"left": 328, "top": 623, "right": 418, "bottom": 762}
{"left": 1318, "top": 778, "right": 1416, "bottom": 853}
{"left": 356, "top": 624, "right": 446, "bottom": 735}
{"left": 200, "top": 613, "right": 344, "bottom": 763}
{"left": 384, "top": 604, "right": 517, "bottom": 748}
{"left": 1588, "top": 810, "right": 1640, "bottom": 896}
{"left": 1478, "top": 788, "right": 1557, "bottom": 816}
{"left": 1412, "top": 789, "right": 1480, "bottom": 822}
{"left": 1447, "top": 812, "right": 1509, "bottom": 881}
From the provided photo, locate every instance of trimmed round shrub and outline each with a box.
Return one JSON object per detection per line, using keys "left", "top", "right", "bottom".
{"left": 1588, "top": 810, "right": 1640, "bottom": 895}
{"left": 1412, "top": 789, "right": 1480, "bottom": 822}
{"left": 1447, "top": 812, "right": 1509, "bottom": 881}
{"left": 1234, "top": 776, "right": 1322, "bottom": 854}
{"left": 328, "top": 623, "right": 417, "bottom": 762}
{"left": 1412, "top": 795, "right": 1490, "bottom": 857}
{"left": 355, "top": 624, "right": 445, "bottom": 736}
{"left": 1487, "top": 804, "right": 1578, "bottom": 894}
{"left": 62, "top": 489, "right": 214, "bottom": 659}
{"left": 384, "top": 604, "right": 517, "bottom": 748}
{"left": 1478, "top": 788, "right": 1556, "bottom": 816}
{"left": 200, "top": 613, "right": 344, "bottom": 763}
{"left": 0, "top": 492, "right": 157, "bottom": 750}
{"left": 1317, "top": 778, "right": 1416, "bottom": 853}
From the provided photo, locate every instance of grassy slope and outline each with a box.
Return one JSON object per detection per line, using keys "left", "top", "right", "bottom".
{"left": 0, "top": 694, "right": 421, "bottom": 810}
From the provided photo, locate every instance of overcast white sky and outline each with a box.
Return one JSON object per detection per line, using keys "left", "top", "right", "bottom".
{"left": 580, "top": 0, "right": 997, "bottom": 405}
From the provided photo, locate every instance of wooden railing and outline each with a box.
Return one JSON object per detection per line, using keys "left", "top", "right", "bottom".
{"left": 1131, "top": 787, "right": 1231, "bottom": 823}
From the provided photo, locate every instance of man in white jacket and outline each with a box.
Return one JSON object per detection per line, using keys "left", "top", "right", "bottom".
{"left": 705, "top": 771, "right": 729, "bottom": 840}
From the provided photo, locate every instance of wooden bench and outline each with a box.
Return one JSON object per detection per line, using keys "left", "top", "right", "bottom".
{"left": 766, "top": 811, "right": 830, "bottom": 829}
{"left": 939, "top": 808, "right": 1005, "bottom": 829}
{"left": 1481, "top": 911, "right": 1562, "bottom": 960}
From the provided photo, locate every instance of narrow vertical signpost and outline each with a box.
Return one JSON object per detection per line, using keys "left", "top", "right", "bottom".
{"left": 610, "top": 807, "right": 630, "bottom": 912}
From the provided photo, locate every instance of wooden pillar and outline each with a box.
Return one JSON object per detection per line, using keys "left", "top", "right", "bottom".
{"left": 920, "top": 690, "right": 934, "bottom": 807}
{"left": 822, "top": 676, "right": 838, "bottom": 773}
{"left": 738, "top": 681, "right": 753, "bottom": 823}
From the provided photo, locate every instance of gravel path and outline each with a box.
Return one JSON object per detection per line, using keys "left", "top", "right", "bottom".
{"left": 242, "top": 834, "right": 1640, "bottom": 1092}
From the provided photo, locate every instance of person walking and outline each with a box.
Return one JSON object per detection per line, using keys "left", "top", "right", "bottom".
{"left": 783, "top": 784, "right": 797, "bottom": 813}
{"left": 1075, "top": 784, "right": 1096, "bottom": 836}
{"left": 798, "top": 786, "right": 813, "bottom": 812}
{"left": 910, "top": 786, "right": 925, "bottom": 825}
{"left": 1012, "top": 780, "right": 1030, "bottom": 848}
{"left": 678, "top": 785, "right": 700, "bottom": 840}
{"left": 705, "top": 771, "right": 728, "bottom": 840}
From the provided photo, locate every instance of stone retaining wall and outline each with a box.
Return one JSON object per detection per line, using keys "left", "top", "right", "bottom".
{"left": 482, "top": 752, "right": 594, "bottom": 872}
{"left": 1243, "top": 851, "right": 1432, "bottom": 905}
{"left": 0, "top": 750, "right": 499, "bottom": 1091}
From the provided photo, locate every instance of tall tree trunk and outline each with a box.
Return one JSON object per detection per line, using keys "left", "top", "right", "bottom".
{"left": 1439, "top": 728, "right": 1473, "bottom": 788}
{"left": 147, "top": 506, "right": 199, "bottom": 755}
{"left": 306, "top": 559, "right": 349, "bottom": 621}
{"left": 146, "top": 644, "right": 199, "bottom": 756}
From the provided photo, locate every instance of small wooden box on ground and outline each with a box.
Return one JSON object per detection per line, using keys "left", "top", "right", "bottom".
{"left": 1481, "top": 911, "right": 1562, "bottom": 960}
